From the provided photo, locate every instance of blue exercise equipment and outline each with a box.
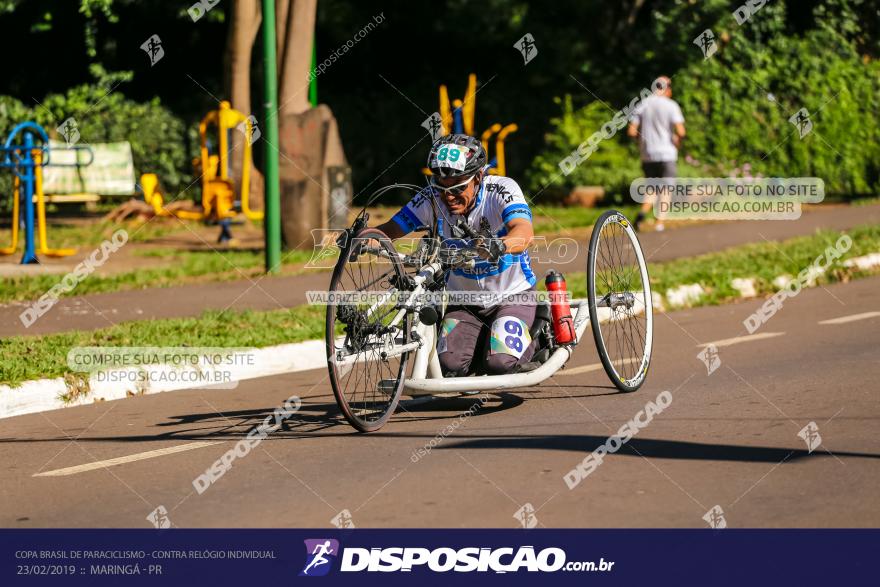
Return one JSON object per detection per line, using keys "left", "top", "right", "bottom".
{"left": 0, "top": 122, "right": 92, "bottom": 264}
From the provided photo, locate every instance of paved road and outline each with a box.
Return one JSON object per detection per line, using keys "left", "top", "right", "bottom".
{"left": 1, "top": 276, "right": 878, "bottom": 528}
{"left": 2, "top": 203, "right": 879, "bottom": 338}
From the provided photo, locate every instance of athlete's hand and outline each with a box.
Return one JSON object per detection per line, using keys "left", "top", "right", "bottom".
{"left": 344, "top": 234, "right": 381, "bottom": 261}
{"left": 475, "top": 237, "right": 507, "bottom": 263}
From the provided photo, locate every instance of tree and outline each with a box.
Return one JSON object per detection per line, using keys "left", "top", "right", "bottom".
{"left": 224, "top": 0, "right": 317, "bottom": 216}
{"left": 276, "top": 0, "right": 317, "bottom": 116}
{"left": 225, "top": 0, "right": 265, "bottom": 209}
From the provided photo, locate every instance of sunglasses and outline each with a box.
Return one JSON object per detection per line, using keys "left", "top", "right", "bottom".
{"left": 429, "top": 174, "right": 475, "bottom": 197}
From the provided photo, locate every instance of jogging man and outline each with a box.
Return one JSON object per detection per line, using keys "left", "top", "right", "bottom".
{"left": 627, "top": 76, "right": 686, "bottom": 231}
{"left": 375, "top": 134, "right": 537, "bottom": 376}
{"left": 302, "top": 541, "right": 334, "bottom": 575}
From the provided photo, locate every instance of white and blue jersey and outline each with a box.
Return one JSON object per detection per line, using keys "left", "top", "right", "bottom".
{"left": 391, "top": 175, "right": 536, "bottom": 307}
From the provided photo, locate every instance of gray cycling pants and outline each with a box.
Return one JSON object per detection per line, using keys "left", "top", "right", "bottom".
{"left": 437, "top": 297, "right": 537, "bottom": 377}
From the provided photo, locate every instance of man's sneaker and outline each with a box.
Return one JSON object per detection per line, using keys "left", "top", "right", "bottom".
{"left": 633, "top": 212, "right": 646, "bottom": 232}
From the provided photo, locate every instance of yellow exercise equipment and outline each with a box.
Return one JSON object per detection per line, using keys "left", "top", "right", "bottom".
{"left": 1, "top": 150, "right": 77, "bottom": 257}
{"left": 140, "top": 172, "right": 203, "bottom": 220}
{"left": 480, "top": 123, "right": 503, "bottom": 175}
{"left": 33, "top": 151, "right": 76, "bottom": 256}
{"left": 199, "top": 101, "right": 262, "bottom": 221}
{"left": 438, "top": 74, "right": 477, "bottom": 137}
{"left": 461, "top": 74, "right": 476, "bottom": 136}
{"left": 491, "top": 123, "right": 518, "bottom": 177}
{"left": 439, "top": 85, "right": 452, "bottom": 136}
{"left": 426, "top": 74, "right": 518, "bottom": 177}
{"left": 0, "top": 176, "right": 19, "bottom": 255}
{"left": 139, "top": 101, "right": 263, "bottom": 237}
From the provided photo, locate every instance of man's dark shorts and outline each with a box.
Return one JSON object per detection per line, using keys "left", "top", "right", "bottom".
{"left": 437, "top": 290, "right": 537, "bottom": 377}
{"left": 641, "top": 160, "right": 677, "bottom": 178}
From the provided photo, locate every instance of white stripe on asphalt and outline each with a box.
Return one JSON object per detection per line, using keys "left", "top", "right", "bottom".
{"left": 559, "top": 358, "right": 640, "bottom": 376}
{"left": 698, "top": 332, "right": 784, "bottom": 348}
{"left": 33, "top": 441, "right": 222, "bottom": 477}
{"left": 818, "top": 311, "right": 880, "bottom": 325}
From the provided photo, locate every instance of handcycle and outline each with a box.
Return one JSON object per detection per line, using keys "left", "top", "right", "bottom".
{"left": 325, "top": 185, "right": 653, "bottom": 432}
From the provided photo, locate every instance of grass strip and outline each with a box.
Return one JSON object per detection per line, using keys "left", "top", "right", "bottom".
{"left": 563, "top": 223, "right": 880, "bottom": 305}
{"left": 1, "top": 306, "right": 324, "bottom": 387}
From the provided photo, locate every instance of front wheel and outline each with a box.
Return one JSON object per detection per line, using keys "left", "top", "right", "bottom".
{"left": 587, "top": 210, "right": 653, "bottom": 393}
{"left": 326, "top": 227, "right": 410, "bottom": 432}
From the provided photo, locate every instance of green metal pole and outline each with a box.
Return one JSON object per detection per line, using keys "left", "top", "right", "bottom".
{"left": 309, "top": 41, "right": 318, "bottom": 107}
{"left": 261, "top": 0, "right": 282, "bottom": 273}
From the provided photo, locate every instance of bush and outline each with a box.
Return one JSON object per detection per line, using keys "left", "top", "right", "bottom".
{"left": 528, "top": 2, "right": 880, "bottom": 201}
{"left": 526, "top": 96, "right": 641, "bottom": 204}
{"left": 0, "top": 85, "right": 190, "bottom": 195}
{"left": 673, "top": 4, "right": 880, "bottom": 196}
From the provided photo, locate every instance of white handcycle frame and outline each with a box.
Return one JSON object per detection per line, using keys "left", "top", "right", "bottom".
{"left": 331, "top": 256, "right": 630, "bottom": 398}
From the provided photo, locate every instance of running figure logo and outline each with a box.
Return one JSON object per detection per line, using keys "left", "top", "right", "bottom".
{"left": 146, "top": 505, "right": 172, "bottom": 529}
{"left": 797, "top": 421, "right": 822, "bottom": 453}
{"left": 702, "top": 505, "right": 727, "bottom": 529}
{"left": 697, "top": 344, "right": 721, "bottom": 376}
{"left": 693, "top": 29, "right": 718, "bottom": 59}
{"left": 56, "top": 118, "right": 80, "bottom": 146}
{"left": 330, "top": 509, "right": 356, "bottom": 529}
{"left": 140, "top": 34, "right": 165, "bottom": 66}
{"left": 513, "top": 503, "right": 539, "bottom": 528}
{"left": 789, "top": 108, "right": 813, "bottom": 138}
{"left": 514, "top": 33, "right": 538, "bottom": 65}
{"left": 300, "top": 539, "right": 339, "bottom": 577}
{"left": 421, "top": 112, "right": 443, "bottom": 141}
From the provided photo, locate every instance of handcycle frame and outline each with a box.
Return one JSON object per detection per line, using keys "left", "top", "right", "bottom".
{"left": 331, "top": 232, "right": 643, "bottom": 397}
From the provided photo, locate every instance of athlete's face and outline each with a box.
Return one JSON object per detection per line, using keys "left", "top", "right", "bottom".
{"left": 435, "top": 172, "right": 481, "bottom": 215}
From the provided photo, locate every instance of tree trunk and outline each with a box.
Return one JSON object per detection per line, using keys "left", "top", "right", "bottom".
{"left": 225, "top": 0, "right": 265, "bottom": 210}
{"left": 277, "top": 0, "right": 316, "bottom": 116}
{"left": 225, "top": 0, "right": 326, "bottom": 247}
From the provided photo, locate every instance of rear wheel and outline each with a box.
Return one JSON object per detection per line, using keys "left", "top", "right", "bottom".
{"left": 326, "top": 228, "right": 410, "bottom": 432}
{"left": 587, "top": 210, "right": 653, "bottom": 393}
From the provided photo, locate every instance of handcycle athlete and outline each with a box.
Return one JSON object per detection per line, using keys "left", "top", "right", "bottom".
{"left": 373, "top": 134, "right": 540, "bottom": 376}
{"left": 328, "top": 133, "right": 653, "bottom": 432}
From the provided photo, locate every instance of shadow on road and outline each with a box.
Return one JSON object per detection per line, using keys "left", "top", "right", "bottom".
{"left": 0, "top": 394, "right": 528, "bottom": 443}
{"left": 437, "top": 434, "right": 880, "bottom": 463}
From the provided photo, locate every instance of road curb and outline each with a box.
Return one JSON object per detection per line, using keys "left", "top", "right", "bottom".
{"left": 0, "top": 339, "right": 327, "bottom": 420}
{"left": 652, "top": 251, "right": 880, "bottom": 310}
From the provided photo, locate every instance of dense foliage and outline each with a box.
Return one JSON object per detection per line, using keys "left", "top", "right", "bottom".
{"left": 528, "top": 0, "right": 880, "bottom": 199}
{"left": 0, "top": 85, "right": 190, "bottom": 194}
{"left": 0, "top": 0, "right": 876, "bottom": 203}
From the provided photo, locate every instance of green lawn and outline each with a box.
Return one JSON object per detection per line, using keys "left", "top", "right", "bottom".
{"left": 1, "top": 306, "right": 325, "bottom": 387}
{"left": 0, "top": 246, "right": 319, "bottom": 303}
{"left": 0, "top": 218, "right": 191, "bottom": 249}
{"left": 532, "top": 204, "right": 641, "bottom": 233}
{"left": 563, "top": 223, "right": 880, "bottom": 305}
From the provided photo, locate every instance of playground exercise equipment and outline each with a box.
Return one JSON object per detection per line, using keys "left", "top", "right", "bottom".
{"left": 0, "top": 122, "right": 93, "bottom": 264}
{"left": 140, "top": 101, "right": 262, "bottom": 242}
{"left": 426, "top": 74, "right": 519, "bottom": 177}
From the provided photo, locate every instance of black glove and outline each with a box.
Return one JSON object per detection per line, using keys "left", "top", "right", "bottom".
{"left": 337, "top": 231, "right": 368, "bottom": 261}
{"left": 475, "top": 237, "right": 506, "bottom": 263}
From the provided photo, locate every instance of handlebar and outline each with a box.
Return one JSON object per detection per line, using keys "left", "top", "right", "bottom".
{"left": 357, "top": 239, "right": 483, "bottom": 271}
{"left": 437, "top": 241, "right": 483, "bottom": 270}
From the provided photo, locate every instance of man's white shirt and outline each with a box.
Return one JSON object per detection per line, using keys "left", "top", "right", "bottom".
{"left": 630, "top": 94, "right": 685, "bottom": 162}
{"left": 391, "top": 174, "right": 536, "bottom": 307}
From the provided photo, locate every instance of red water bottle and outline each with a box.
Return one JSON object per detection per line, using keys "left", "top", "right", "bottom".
{"left": 545, "top": 270, "right": 576, "bottom": 344}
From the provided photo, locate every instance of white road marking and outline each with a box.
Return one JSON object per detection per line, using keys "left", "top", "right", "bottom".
{"left": 559, "top": 358, "right": 640, "bottom": 376}
{"left": 33, "top": 441, "right": 222, "bottom": 477}
{"left": 818, "top": 311, "right": 880, "bottom": 325}
{"left": 698, "top": 332, "right": 784, "bottom": 348}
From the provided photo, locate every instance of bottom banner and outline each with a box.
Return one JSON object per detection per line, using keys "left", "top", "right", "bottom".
{"left": 2, "top": 529, "right": 875, "bottom": 585}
